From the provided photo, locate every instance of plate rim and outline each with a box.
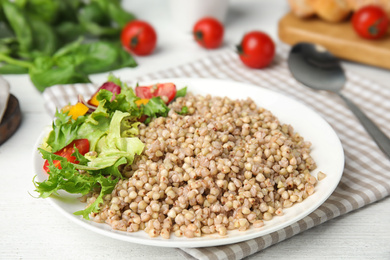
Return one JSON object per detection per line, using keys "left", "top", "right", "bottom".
{"left": 32, "top": 77, "right": 345, "bottom": 248}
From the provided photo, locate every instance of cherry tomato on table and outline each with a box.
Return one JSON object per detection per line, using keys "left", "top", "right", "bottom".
{"left": 352, "top": 5, "right": 389, "bottom": 39}
{"left": 43, "top": 139, "right": 90, "bottom": 173}
{"left": 121, "top": 20, "right": 157, "bottom": 56}
{"left": 236, "top": 31, "right": 275, "bottom": 69}
{"left": 135, "top": 83, "right": 177, "bottom": 104}
{"left": 193, "top": 17, "right": 224, "bottom": 49}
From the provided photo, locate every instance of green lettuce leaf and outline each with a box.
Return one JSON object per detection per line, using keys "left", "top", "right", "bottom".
{"left": 106, "top": 73, "right": 126, "bottom": 88}
{"left": 86, "top": 110, "right": 144, "bottom": 169}
{"left": 76, "top": 110, "right": 110, "bottom": 151}
{"left": 46, "top": 110, "right": 86, "bottom": 152}
{"left": 71, "top": 147, "right": 90, "bottom": 166}
{"left": 34, "top": 148, "right": 120, "bottom": 220}
{"left": 102, "top": 74, "right": 143, "bottom": 118}
{"left": 175, "top": 86, "right": 187, "bottom": 99}
{"left": 73, "top": 174, "right": 118, "bottom": 220}
{"left": 142, "top": 97, "right": 170, "bottom": 124}
{"left": 34, "top": 149, "right": 97, "bottom": 198}
{"left": 96, "top": 89, "right": 132, "bottom": 114}
{"left": 121, "top": 87, "right": 143, "bottom": 118}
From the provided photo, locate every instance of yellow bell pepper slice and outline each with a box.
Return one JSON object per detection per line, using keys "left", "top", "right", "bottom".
{"left": 67, "top": 102, "right": 89, "bottom": 120}
{"left": 61, "top": 105, "right": 73, "bottom": 113}
{"left": 89, "top": 93, "right": 100, "bottom": 107}
{"left": 135, "top": 99, "right": 149, "bottom": 106}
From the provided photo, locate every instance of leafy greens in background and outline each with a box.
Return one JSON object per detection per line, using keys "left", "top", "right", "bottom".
{"left": 0, "top": 0, "right": 137, "bottom": 91}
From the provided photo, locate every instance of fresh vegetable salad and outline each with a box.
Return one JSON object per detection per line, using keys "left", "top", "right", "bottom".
{"left": 34, "top": 75, "right": 186, "bottom": 219}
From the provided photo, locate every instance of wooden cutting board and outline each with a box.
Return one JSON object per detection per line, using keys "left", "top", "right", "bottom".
{"left": 278, "top": 12, "right": 390, "bottom": 70}
{"left": 0, "top": 95, "right": 21, "bottom": 145}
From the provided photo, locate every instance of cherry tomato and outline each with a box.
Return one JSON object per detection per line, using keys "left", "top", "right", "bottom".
{"left": 135, "top": 83, "right": 177, "bottom": 104}
{"left": 193, "top": 17, "right": 224, "bottom": 49}
{"left": 237, "top": 31, "right": 275, "bottom": 69}
{"left": 43, "top": 139, "right": 90, "bottom": 173}
{"left": 352, "top": 5, "right": 389, "bottom": 39}
{"left": 121, "top": 20, "right": 157, "bottom": 56}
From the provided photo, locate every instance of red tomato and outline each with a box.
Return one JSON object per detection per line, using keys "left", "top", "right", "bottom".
{"left": 121, "top": 20, "right": 157, "bottom": 56}
{"left": 237, "top": 31, "right": 275, "bottom": 69}
{"left": 352, "top": 5, "right": 389, "bottom": 39}
{"left": 193, "top": 17, "right": 224, "bottom": 49}
{"left": 43, "top": 139, "right": 90, "bottom": 173}
{"left": 135, "top": 83, "right": 177, "bottom": 104}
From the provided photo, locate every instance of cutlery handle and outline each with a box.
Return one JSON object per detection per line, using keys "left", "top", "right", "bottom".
{"left": 338, "top": 93, "right": 390, "bottom": 159}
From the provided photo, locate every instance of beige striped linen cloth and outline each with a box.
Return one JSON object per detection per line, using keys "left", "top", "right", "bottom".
{"left": 43, "top": 46, "right": 390, "bottom": 260}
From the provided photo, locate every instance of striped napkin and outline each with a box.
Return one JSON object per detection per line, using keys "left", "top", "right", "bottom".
{"left": 43, "top": 45, "right": 390, "bottom": 260}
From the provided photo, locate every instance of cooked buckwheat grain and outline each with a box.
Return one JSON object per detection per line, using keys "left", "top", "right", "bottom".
{"left": 88, "top": 93, "right": 318, "bottom": 238}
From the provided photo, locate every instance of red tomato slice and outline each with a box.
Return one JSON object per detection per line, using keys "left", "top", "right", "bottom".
{"left": 43, "top": 139, "right": 90, "bottom": 173}
{"left": 135, "top": 83, "right": 176, "bottom": 104}
{"left": 43, "top": 159, "right": 61, "bottom": 172}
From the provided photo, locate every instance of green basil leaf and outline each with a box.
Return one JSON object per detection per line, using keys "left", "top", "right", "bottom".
{"left": 115, "top": 43, "right": 137, "bottom": 68}
{"left": 76, "top": 41, "right": 120, "bottom": 74}
{"left": 55, "top": 0, "right": 83, "bottom": 24}
{"left": 75, "top": 41, "right": 136, "bottom": 74}
{"left": 29, "top": 17, "right": 58, "bottom": 56}
{"left": 29, "top": 63, "right": 90, "bottom": 92}
{"left": 22, "top": 0, "right": 60, "bottom": 24}
{"left": 0, "top": 0, "right": 137, "bottom": 89}
{"left": 106, "top": 0, "right": 136, "bottom": 28}
{"left": 78, "top": 2, "right": 119, "bottom": 36}
{"left": 0, "top": 37, "right": 18, "bottom": 56}
{"left": 2, "top": 1, "right": 33, "bottom": 52}
{"left": 55, "top": 22, "right": 86, "bottom": 44}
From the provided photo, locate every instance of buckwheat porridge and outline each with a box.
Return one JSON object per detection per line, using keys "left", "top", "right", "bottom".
{"left": 85, "top": 93, "right": 318, "bottom": 239}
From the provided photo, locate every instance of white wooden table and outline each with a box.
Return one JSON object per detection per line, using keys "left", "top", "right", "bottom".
{"left": 1, "top": 0, "right": 389, "bottom": 259}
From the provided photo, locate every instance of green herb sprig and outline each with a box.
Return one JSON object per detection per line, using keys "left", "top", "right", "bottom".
{"left": 0, "top": 0, "right": 137, "bottom": 91}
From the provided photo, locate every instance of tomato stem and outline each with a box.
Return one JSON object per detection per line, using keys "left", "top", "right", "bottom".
{"left": 130, "top": 36, "right": 139, "bottom": 48}
{"left": 368, "top": 18, "right": 383, "bottom": 36}
{"left": 194, "top": 31, "right": 204, "bottom": 41}
{"left": 236, "top": 44, "right": 244, "bottom": 55}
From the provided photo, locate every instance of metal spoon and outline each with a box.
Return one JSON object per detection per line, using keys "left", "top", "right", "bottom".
{"left": 287, "top": 42, "right": 390, "bottom": 159}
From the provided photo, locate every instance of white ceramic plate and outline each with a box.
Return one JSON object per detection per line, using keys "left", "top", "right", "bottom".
{"left": 33, "top": 78, "right": 344, "bottom": 248}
